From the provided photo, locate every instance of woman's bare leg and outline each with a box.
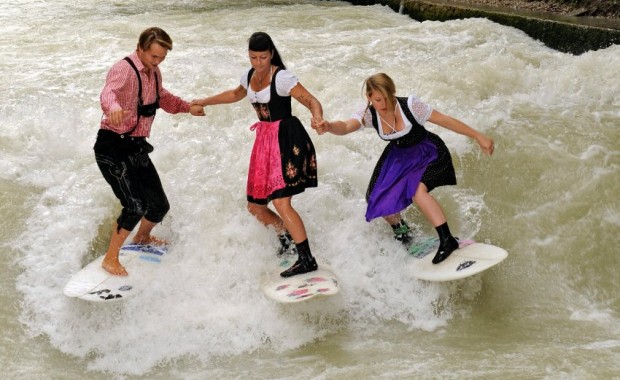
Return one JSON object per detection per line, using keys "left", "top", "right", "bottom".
{"left": 412, "top": 183, "right": 447, "bottom": 227}
{"left": 247, "top": 202, "right": 286, "bottom": 233}
{"left": 271, "top": 197, "right": 307, "bottom": 243}
{"left": 412, "top": 183, "right": 458, "bottom": 264}
{"left": 271, "top": 196, "right": 316, "bottom": 277}
{"left": 383, "top": 213, "right": 401, "bottom": 226}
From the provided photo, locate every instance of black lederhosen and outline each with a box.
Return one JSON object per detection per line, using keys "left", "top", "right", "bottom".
{"left": 94, "top": 130, "right": 169, "bottom": 231}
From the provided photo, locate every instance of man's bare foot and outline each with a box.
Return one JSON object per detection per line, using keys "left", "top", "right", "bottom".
{"left": 132, "top": 235, "right": 168, "bottom": 246}
{"left": 102, "top": 257, "right": 128, "bottom": 276}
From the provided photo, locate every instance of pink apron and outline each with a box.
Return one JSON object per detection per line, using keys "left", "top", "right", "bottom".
{"left": 246, "top": 120, "right": 286, "bottom": 200}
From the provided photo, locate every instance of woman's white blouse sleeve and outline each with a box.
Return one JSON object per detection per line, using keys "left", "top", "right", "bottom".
{"left": 276, "top": 69, "right": 299, "bottom": 96}
{"left": 407, "top": 95, "right": 433, "bottom": 124}
{"left": 240, "top": 71, "right": 249, "bottom": 89}
{"left": 351, "top": 105, "right": 373, "bottom": 130}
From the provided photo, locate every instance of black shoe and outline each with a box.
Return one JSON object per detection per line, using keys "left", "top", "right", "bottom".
{"left": 392, "top": 221, "right": 414, "bottom": 248}
{"left": 277, "top": 232, "right": 298, "bottom": 257}
{"left": 432, "top": 236, "right": 459, "bottom": 264}
{"left": 277, "top": 244, "right": 298, "bottom": 257}
{"left": 280, "top": 256, "right": 318, "bottom": 278}
{"left": 395, "top": 231, "right": 413, "bottom": 248}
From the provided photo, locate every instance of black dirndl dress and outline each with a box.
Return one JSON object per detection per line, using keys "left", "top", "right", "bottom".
{"left": 364, "top": 97, "right": 456, "bottom": 220}
{"left": 245, "top": 68, "right": 318, "bottom": 205}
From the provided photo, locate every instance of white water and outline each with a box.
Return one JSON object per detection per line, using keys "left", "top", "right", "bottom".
{"left": 2, "top": 0, "right": 619, "bottom": 378}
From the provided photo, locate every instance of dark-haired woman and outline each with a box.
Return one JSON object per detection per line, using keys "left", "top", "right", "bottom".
{"left": 194, "top": 32, "right": 324, "bottom": 277}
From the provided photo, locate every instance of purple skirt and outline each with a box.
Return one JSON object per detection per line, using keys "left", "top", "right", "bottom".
{"left": 365, "top": 138, "right": 438, "bottom": 221}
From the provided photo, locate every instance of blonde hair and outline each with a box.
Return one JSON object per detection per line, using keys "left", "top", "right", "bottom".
{"left": 137, "top": 27, "right": 173, "bottom": 51}
{"left": 363, "top": 73, "right": 397, "bottom": 111}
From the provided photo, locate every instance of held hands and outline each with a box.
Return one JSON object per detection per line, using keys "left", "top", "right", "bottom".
{"left": 189, "top": 104, "right": 205, "bottom": 116}
{"left": 190, "top": 99, "right": 206, "bottom": 107}
{"left": 108, "top": 105, "right": 205, "bottom": 122}
{"left": 312, "top": 119, "right": 330, "bottom": 135}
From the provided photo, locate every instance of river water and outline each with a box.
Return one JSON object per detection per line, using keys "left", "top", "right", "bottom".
{"left": 2, "top": 0, "right": 619, "bottom": 379}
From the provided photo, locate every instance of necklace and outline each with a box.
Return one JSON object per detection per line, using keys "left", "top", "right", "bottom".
{"left": 379, "top": 114, "right": 398, "bottom": 134}
{"left": 255, "top": 66, "right": 272, "bottom": 87}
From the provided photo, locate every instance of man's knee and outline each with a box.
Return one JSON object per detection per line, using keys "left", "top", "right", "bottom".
{"left": 118, "top": 202, "right": 147, "bottom": 231}
{"left": 148, "top": 199, "right": 170, "bottom": 223}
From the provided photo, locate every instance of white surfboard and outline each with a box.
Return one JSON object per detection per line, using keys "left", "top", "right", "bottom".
{"left": 408, "top": 237, "right": 507, "bottom": 282}
{"left": 63, "top": 244, "right": 167, "bottom": 302}
{"left": 261, "top": 255, "right": 340, "bottom": 303}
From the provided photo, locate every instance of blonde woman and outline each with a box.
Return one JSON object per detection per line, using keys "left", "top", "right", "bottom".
{"left": 314, "top": 73, "right": 494, "bottom": 264}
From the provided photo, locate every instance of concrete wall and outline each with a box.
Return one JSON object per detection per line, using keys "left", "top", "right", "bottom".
{"left": 343, "top": 0, "right": 620, "bottom": 55}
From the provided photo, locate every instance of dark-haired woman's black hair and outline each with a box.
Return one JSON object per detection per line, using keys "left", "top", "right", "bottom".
{"left": 248, "top": 32, "right": 286, "bottom": 70}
